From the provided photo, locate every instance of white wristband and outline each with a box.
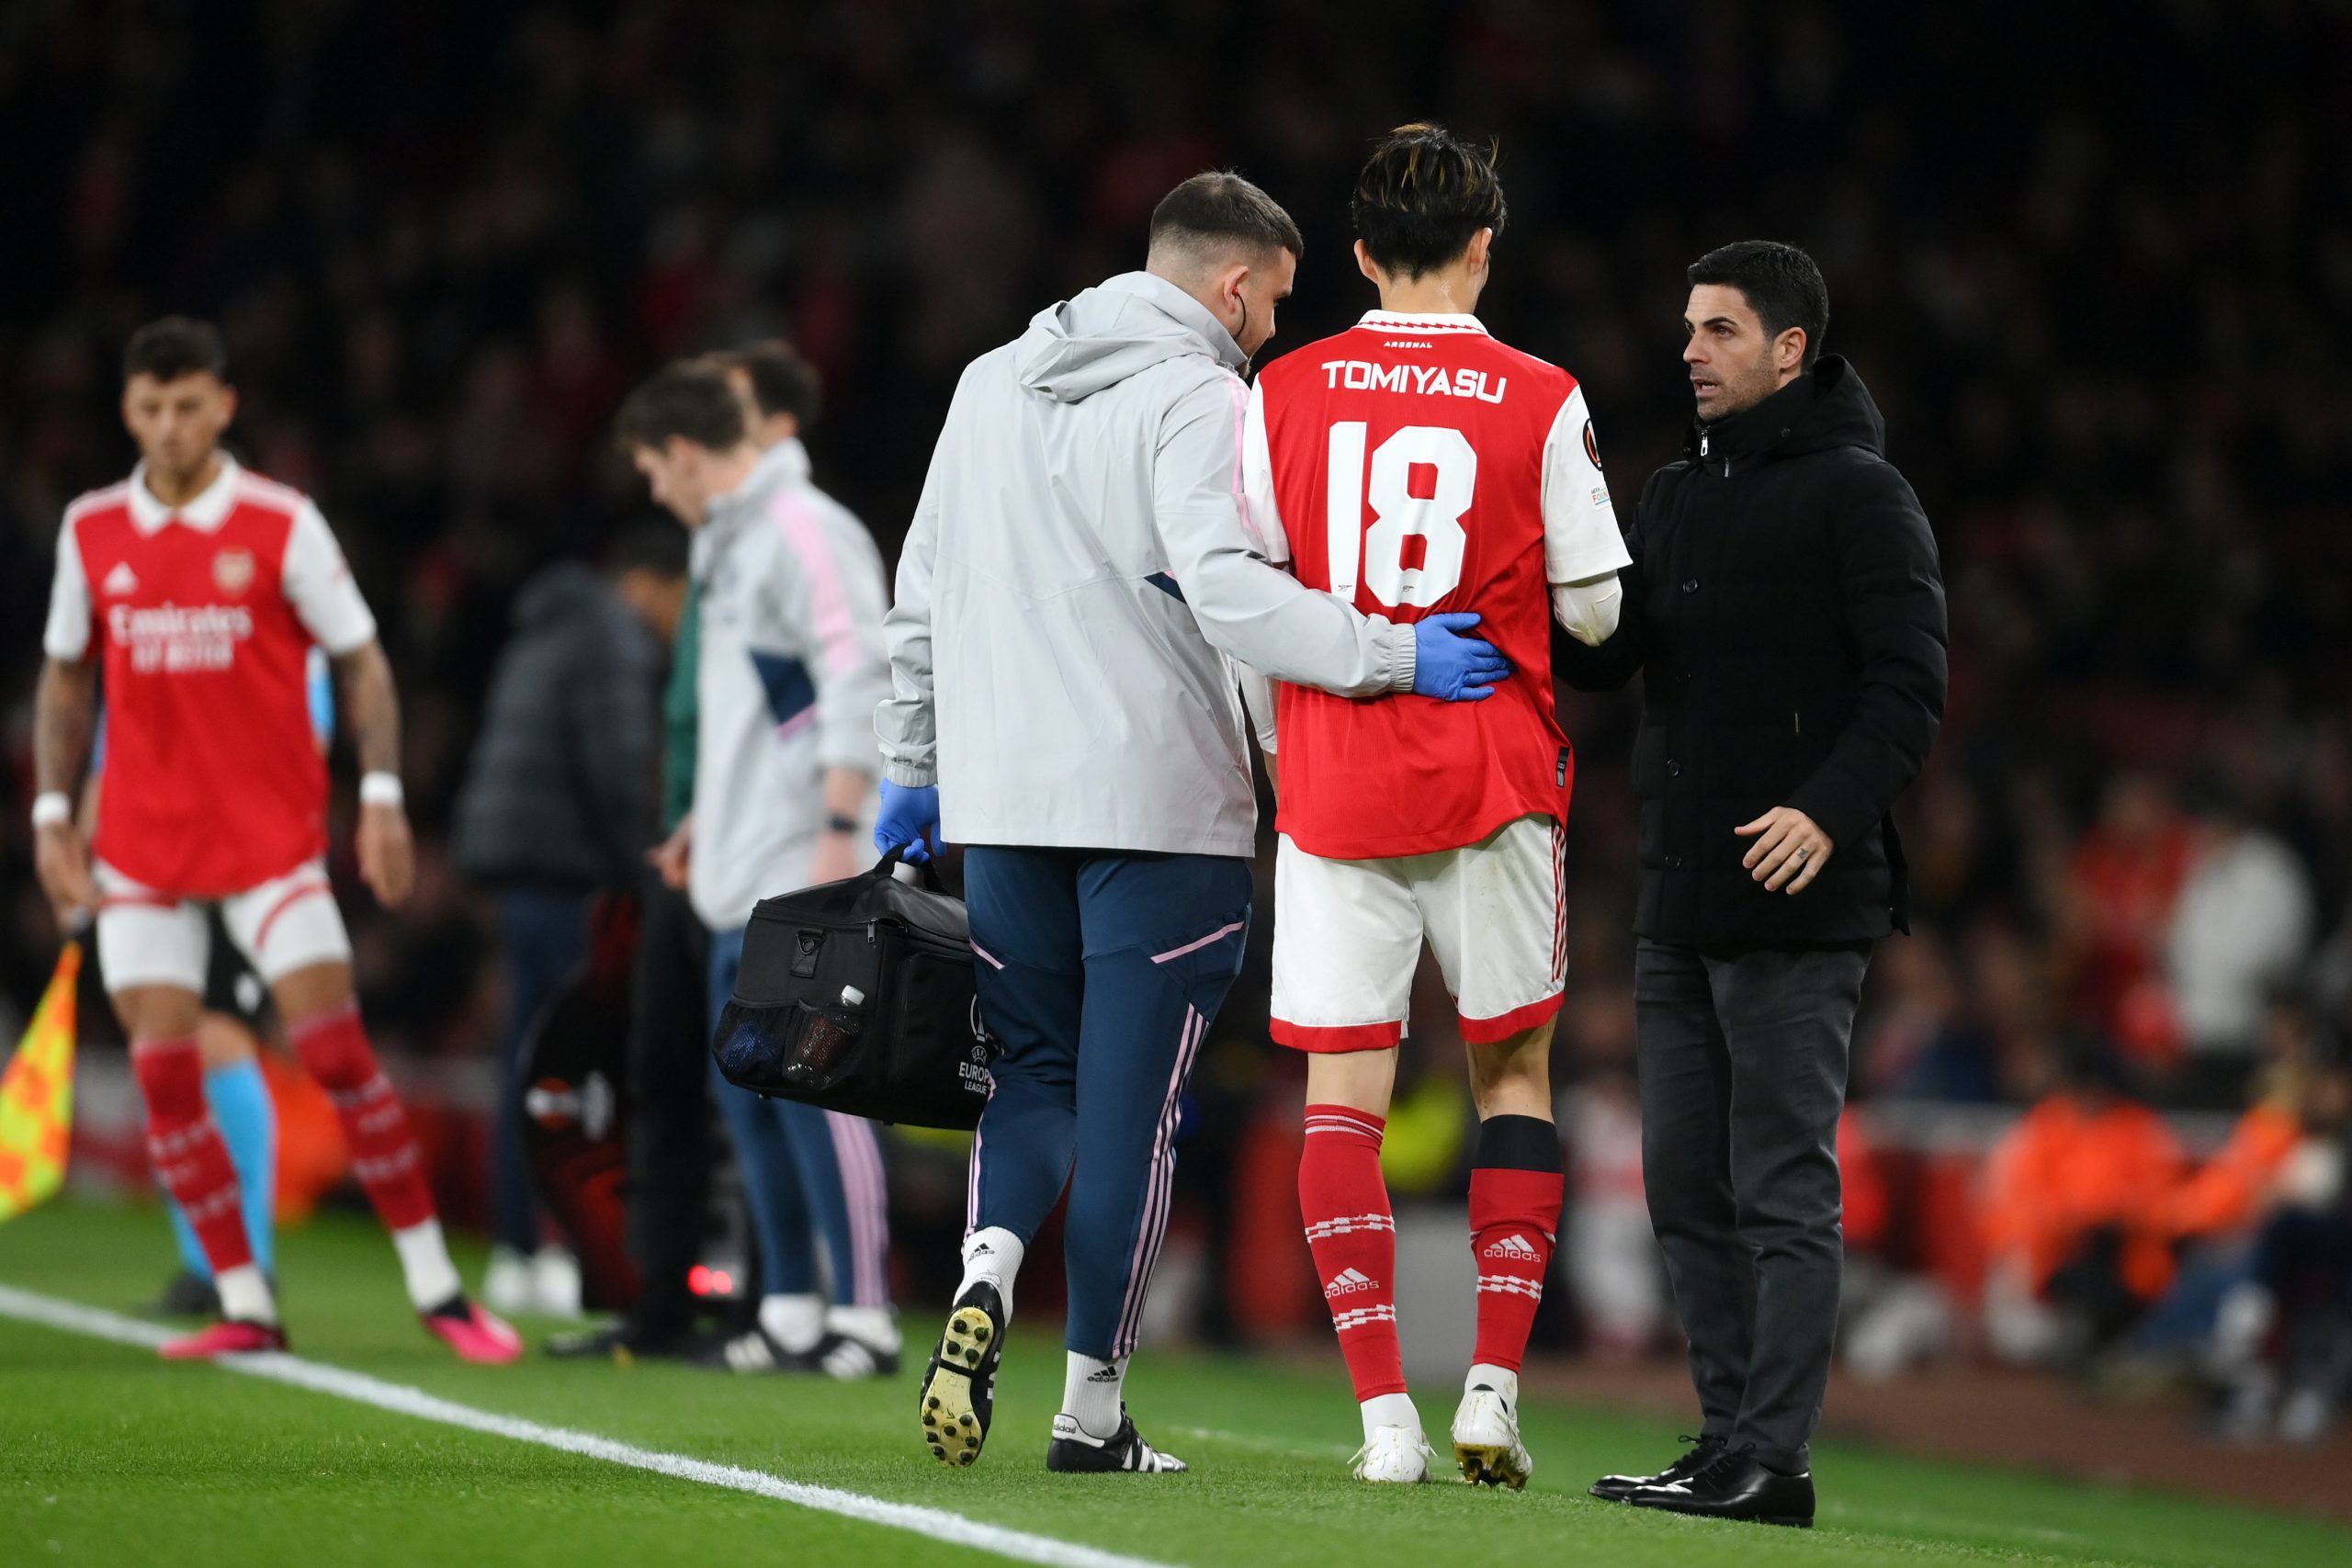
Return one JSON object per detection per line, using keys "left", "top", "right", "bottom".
{"left": 31, "top": 792, "right": 73, "bottom": 829}
{"left": 359, "top": 773, "right": 404, "bottom": 808}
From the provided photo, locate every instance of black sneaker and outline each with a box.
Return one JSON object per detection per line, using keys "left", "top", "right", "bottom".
{"left": 814, "top": 1331, "right": 901, "bottom": 1381}
{"left": 1626, "top": 1446, "right": 1814, "bottom": 1528}
{"left": 919, "top": 1281, "right": 1004, "bottom": 1467}
{"left": 1046, "top": 1408, "right": 1189, "bottom": 1474}
{"left": 695, "top": 1324, "right": 824, "bottom": 1374}
{"left": 545, "top": 1320, "right": 696, "bottom": 1365}
{"left": 1589, "top": 1434, "right": 1725, "bottom": 1502}
{"left": 153, "top": 1269, "right": 222, "bottom": 1319}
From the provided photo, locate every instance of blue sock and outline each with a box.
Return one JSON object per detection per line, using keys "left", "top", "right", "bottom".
{"left": 166, "top": 1060, "right": 277, "bottom": 1280}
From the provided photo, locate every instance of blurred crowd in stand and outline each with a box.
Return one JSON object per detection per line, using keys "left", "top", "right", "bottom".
{"left": 3, "top": 1, "right": 2347, "bottom": 1436}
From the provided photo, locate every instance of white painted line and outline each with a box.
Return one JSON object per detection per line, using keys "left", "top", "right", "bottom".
{"left": 0, "top": 1283, "right": 1177, "bottom": 1568}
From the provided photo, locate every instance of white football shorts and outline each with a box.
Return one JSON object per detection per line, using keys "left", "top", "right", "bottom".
{"left": 1271, "top": 813, "right": 1566, "bottom": 1052}
{"left": 94, "top": 858, "right": 353, "bottom": 995}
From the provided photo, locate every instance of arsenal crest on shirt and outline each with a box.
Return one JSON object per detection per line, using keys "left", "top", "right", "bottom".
{"left": 213, "top": 547, "right": 256, "bottom": 595}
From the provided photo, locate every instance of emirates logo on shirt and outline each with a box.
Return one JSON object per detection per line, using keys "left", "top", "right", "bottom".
{"left": 109, "top": 602, "right": 255, "bottom": 672}
{"left": 212, "top": 547, "right": 256, "bottom": 596}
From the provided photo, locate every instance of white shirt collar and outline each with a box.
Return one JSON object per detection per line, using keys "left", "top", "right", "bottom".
{"left": 1354, "top": 309, "right": 1489, "bottom": 335}
{"left": 127, "top": 454, "right": 243, "bottom": 535}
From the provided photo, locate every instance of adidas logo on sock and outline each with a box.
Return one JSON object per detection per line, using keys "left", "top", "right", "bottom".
{"left": 1086, "top": 1365, "right": 1122, "bottom": 1382}
{"left": 1323, "top": 1268, "right": 1378, "bottom": 1297}
{"left": 1482, "top": 1234, "right": 1543, "bottom": 1261}
{"left": 969, "top": 1243, "right": 993, "bottom": 1257}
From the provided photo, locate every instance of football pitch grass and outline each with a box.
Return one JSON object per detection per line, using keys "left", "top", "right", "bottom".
{"left": 4, "top": 1201, "right": 2347, "bottom": 1568}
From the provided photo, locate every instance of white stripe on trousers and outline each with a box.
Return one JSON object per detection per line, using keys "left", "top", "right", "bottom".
{"left": 1112, "top": 1005, "right": 1205, "bottom": 1357}
{"left": 823, "top": 1111, "right": 891, "bottom": 1307}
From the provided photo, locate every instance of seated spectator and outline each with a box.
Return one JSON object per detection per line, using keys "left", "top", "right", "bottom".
{"left": 2059, "top": 773, "right": 2193, "bottom": 1066}
{"left": 1981, "top": 1037, "right": 2186, "bottom": 1365}
{"left": 2164, "top": 784, "right": 2316, "bottom": 1110}
{"left": 2208, "top": 1032, "right": 2352, "bottom": 1443}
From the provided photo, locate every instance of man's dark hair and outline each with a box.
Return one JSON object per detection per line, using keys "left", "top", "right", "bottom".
{"left": 613, "top": 360, "right": 745, "bottom": 454}
{"left": 123, "top": 316, "right": 229, "bottom": 383}
{"left": 603, "top": 520, "right": 688, "bottom": 580}
{"left": 1351, "top": 123, "right": 1508, "bottom": 280}
{"left": 1148, "top": 171, "right": 1303, "bottom": 265}
{"left": 720, "top": 339, "right": 821, "bottom": 428}
{"left": 1687, "top": 241, "right": 1830, "bottom": 369}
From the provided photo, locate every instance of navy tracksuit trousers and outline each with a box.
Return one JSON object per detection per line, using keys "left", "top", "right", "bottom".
{"left": 963, "top": 846, "right": 1252, "bottom": 1360}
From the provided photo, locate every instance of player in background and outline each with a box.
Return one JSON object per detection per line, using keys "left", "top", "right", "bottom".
{"left": 1238, "top": 127, "right": 1629, "bottom": 1485}
{"left": 77, "top": 648, "right": 333, "bottom": 1315}
{"left": 32, "top": 316, "right": 521, "bottom": 1362}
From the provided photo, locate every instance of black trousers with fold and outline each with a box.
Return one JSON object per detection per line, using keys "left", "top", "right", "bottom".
{"left": 1634, "top": 938, "right": 1871, "bottom": 1473}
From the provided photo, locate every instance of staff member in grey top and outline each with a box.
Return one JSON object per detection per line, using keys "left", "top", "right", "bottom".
{"left": 1562, "top": 242, "right": 1947, "bottom": 1527}
{"left": 878, "top": 172, "right": 1505, "bottom": 1475}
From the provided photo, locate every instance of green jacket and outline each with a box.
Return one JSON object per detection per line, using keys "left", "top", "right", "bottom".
{"left": 661, "top": 584, "right": 699, "bottom": 833}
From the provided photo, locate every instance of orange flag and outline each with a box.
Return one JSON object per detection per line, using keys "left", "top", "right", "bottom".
{"left": 0, "top": 942, "right": 80, "bottom": 1222}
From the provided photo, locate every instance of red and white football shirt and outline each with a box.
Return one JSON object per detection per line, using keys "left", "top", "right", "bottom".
{"left": 1242, "top": 310, "right": 1629, "bottom": 861}
{"left": 44, "top": 456, "right": 377, "bottom": 897}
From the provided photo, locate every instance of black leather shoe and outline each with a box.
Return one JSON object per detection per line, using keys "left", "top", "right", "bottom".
{"left": 1627, "top": 1448, "right": 1814, "bottom": 1528}
{"left": 1589, "top": 1435, "right": 1725, "bottom": 1502}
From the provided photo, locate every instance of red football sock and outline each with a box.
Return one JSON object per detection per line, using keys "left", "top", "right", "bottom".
{"left": 1468, "top": 1162, "right": 1564, "bottom": 1374}
{"left": 134, "top": 1036, "right": 255, "bottom": 1275}
{"left": 288, "top": 1003, "right": 437, "bottom": 1233}
{"left": 1299, "top": 1104, "right": 1405, "bottom": 1400}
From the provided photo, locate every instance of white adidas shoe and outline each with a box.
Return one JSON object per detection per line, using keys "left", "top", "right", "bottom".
{"left": 1452, "top": 1382, "right": 1533, "bottom": 1490}
{"left": 1351, "top": 1423, "right": 1436, "bottom": 1483}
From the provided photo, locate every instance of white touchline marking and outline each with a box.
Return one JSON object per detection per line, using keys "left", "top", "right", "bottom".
{"left": 0, "top": 1284, "right": 1176, "bottom": 1568}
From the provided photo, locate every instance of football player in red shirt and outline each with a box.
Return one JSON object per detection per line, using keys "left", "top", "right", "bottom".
{"left": 1239, "top": 127, "right": 1628, "bottom": 1485}
{"left": 33, "top": 317, "right": 519, "bottom": 1363}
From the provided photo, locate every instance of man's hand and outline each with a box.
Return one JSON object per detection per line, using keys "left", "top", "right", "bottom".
{"left": 875, "top": 780, "right": 941, "bottom": 864}
{"left": 1412, "top": 612, "right": 1511, "bottom": 702}
{"left": 808, "top": 830, "right": 863, "bottom": 886}
{"left": 650, "top": 814, "right": 694, "bottom": 891}
{"left": 34, "top": 821, "right": 99, "bottom": 922}
{"left": 1736, "top": 807, "right": 1835, "bottom": 894}
{"left": 357, "top": 802, "right": 416, "bottom": 907}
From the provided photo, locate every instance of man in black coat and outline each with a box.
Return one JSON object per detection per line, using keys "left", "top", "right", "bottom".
{"left": 453, "top": 527, "right": 682, "bottom": 1308}
{"left": 1558, "top": 241, "right": 1947, "bottom": 1526}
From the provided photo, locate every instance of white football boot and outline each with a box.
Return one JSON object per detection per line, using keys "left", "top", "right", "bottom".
{"left": 1452, "top": 1378, "right": 1533, "bottom": 1490}
{"left": 1351, "top": 1422, "right": 1436, "bottom": 1483}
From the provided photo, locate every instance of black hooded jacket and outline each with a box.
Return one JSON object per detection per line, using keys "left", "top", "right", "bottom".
{"left": 453, "top": 562, "right": 662, "bottom": 893}
{"left": 1555, "top": 356, "right": 1948, "bottom": 946}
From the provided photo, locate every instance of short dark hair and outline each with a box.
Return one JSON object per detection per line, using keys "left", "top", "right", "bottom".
{"left": 1686, "top": 241, "right": 1830, "bottom": 368}
{"left": 603, "top": 521, "right": 688, "bottom": 580}
{"left": 1148, "top": 171, "right": 1303, "bottom": 265}
{"left": 124, "top": 316, "right": 229, "bottom": 384}
{"left": 613, "top": 360, "right": 745, "bottom": 454}
{"left": 719, "top": 339, "right": 821, "bottom": 428}
{"left": 1351, "top": 123, "right": 1508, "bottom": 280}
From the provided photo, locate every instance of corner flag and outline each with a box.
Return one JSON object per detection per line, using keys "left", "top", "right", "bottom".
{"left": 0, "top": 942, "right": 80, "bottom": 1222}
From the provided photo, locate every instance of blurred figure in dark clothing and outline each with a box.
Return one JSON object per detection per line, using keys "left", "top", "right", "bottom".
{"left": 454, "top": 525, "right": 683, "bottom": 1314}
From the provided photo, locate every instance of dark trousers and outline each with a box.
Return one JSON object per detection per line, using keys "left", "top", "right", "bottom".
{"left": 1634, "top": 939, "right": 1871, "bottom": 1472}
{"left": 624, "top": 872, "right": 712, "bottom": 1338}
{"left": 964, "top": 846, "right": 1252, "bottom": 1360}
{"left": 493, "top": 888, "right": 594, "bottom": 1253}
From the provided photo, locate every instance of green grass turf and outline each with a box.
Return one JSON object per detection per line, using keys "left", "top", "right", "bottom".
{"left": 3, "top": 1200, "right": 2348, "bottom": 1568}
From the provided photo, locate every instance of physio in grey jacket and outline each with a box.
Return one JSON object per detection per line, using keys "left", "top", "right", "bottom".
{"left": 886, "top": 172, "right": 1506, "bottom": 1478}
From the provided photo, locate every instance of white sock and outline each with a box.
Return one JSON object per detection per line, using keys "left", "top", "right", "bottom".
{"left": 217, "top": 1263, "right": 277, "bottom": 1326}
{"left": 1361, "top": 1391, "right": 1419, "bottom": 1442}
{"left": 1064, "top": 1351, "right": 1126, "bottom": 1438}
{"left": 826, "top": 1303, "right": 900, "bottom": 1354}
{"left": 1466, "top": 1364, "right": 1520, "bottom": 1405}
{"left": 959, "top": 1226, "right": 1023, "bottom": 1316}
{"left": 759, "top": 1292, "right": 825, "bottom": 1353}
{"left": 392, "top": 1220, "right": 463, "bottom": 1312}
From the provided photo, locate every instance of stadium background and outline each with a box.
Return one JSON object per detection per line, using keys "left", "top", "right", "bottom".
{"left": 2, "top": 0, "right": 2348, "bottom": 1515}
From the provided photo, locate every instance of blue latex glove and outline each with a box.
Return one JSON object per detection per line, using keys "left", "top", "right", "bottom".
{"left": 875, "top": 779, "right": 942, "bottom": 863}
{"left": 1411, "top": 612, "right": 1511, "bottom": 702}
